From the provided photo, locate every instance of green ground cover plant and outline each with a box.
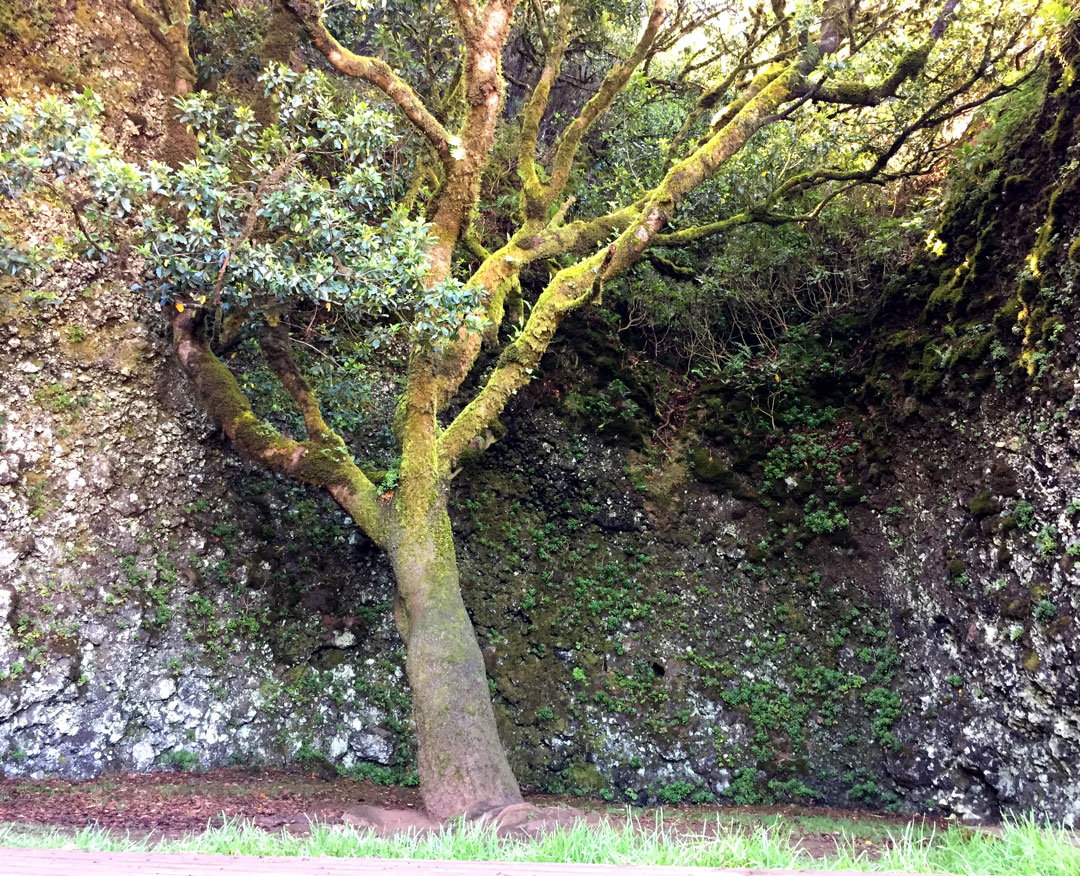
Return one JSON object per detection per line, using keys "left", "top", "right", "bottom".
{"left": 1, "top": 812, "right": 1078, "bottom": 875}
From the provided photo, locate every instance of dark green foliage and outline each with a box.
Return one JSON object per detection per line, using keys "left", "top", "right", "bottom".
{"left": 969, "top": 491, "right": 999, "bottom": 517}
{"left": 162, "top": 749, "right": 200, "bottom": 771}
{"left": 1033, "top": 600, "right": 1058, "bottom": 623}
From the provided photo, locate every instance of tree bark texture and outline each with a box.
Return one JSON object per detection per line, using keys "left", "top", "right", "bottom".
{"left": 389, "top": 505, "right": 523, "bottom": 820}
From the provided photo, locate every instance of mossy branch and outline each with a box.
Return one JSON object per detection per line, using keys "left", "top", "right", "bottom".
{"left": 794, "top": 43, "right": 932, "bottom": 106}
{"left": 646, "top": 252, "right": 695, "bottom": 278}
{"left": 402, "top": 161, "right": 442, "bottom": 216}
{"left": 652, "top": 211, "right": 770, "bottom": 246}
{"left": 172, "top": 309, "right": 387, "bottom": 546}
{"left": 540, "top": 0, "right": 668, "bottom": 209}
{"left": 776, "top": 57, "right": 1040, "bottom": 204}
{"left": 429, "top": 245, "right": 527, "bottom": 410}
{"left": 462, "top": 213, "right": 492, "bottom": 262}
{"left": 437, "top": 246, "right": 613, "bottom": 472}
{"left": 439, "top": 67, "right": 797, "bottom": 470}
{"left": 653, "top": 183, "right": 863, "bottom": 246}
{"left": 258, "top": 321, "right": 336, "bottom": 445}
{"left": 518, "top": 0, "right": 575, "bottom": 220}
{"left": 664, "top": 13, "right": 792, "bottom": 165}
{"left": 704, "top": 63, "right": 786, "bottom": 137}
{"left": 284, "top": 0, "right": 453, "bottom": 165}
{"left": 666, "top": 64, "right": 749, "bottom": 167}
{"left": 415, "top": 0, "right": 517, "bottom": 282}
{"left": 121, "top": 0, "right": 196, "bottom": 92}
{"left": 121, "top": 0, "right": 171, "bottom": 46}
{"left": 447, "top": 0, "right": 479, "bottom": 33}
{"left": 428, "top": 203, "right": 640, "bottom": 412}
{"left": 794, "top": 0, "right": 963, "bottom": 108}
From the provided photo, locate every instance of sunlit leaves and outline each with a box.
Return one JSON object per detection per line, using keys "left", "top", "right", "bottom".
{"left": 0, "top": 89, "right": 146, "bottom": 265}
{"left": 0, "top": 65, "right": 485, "bottom": 350}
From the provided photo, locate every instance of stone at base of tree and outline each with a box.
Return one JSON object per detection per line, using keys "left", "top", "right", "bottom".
{"left": 484, "top": 802, "right": 584, "bottom": 839}
{"left": 341, "top": 805, "right": 438, "bottom": 834}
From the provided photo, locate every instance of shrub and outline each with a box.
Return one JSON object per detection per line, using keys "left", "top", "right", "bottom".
{"left": 1033, "top": 600, "right": 1057, "bottom": 623}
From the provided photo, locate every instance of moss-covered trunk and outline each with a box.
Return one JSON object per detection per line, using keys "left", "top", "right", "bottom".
{"left": 388, "top": 502, "right": 522, "bottom": 820}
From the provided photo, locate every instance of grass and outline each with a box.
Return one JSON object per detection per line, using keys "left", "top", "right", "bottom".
{"left": 650, "top": 809, "right": 935, "bottom": 844}
{"left": 0, "top": 814, "right": 1077, "bottom": 874}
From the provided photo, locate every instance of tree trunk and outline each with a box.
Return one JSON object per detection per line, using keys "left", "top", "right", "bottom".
{"left": 389, "top": 504, "right": 523, "bottom": 820}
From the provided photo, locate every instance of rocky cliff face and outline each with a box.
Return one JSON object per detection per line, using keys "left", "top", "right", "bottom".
{"left": 1, "top": 1, "right": 1078, "bottom": 826}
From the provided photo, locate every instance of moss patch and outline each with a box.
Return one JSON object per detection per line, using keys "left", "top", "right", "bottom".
{"left": 969, "top": 491, "right": 999, "bottom": 518}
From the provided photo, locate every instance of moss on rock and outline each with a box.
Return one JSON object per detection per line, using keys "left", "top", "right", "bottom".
{"left": 969, "top": 491, "right": 999, "bottom": 518}
{"left": 688, "top": 448, "right": 733, "bottom": 486}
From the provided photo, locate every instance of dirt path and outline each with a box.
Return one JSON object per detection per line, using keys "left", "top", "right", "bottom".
{"left": 0, "top": 767, "right": 956, "bottom": 861}
{"left": 0, "top": 768, "right": 423, "bottom": 834}
{"left": 0, "top": 767, "right": 942, "bottom": 832}
{"left": 2, "top": 847, "right": 940, "bottom": 876}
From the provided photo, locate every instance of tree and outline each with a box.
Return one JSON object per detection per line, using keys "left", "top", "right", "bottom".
{"left": 0, "top": 0, "right": 1041, "bottom": 819}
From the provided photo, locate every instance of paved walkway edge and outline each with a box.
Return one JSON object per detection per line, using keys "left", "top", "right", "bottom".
{"left": 1, "top": 847, "right": 958, "bottom": 876}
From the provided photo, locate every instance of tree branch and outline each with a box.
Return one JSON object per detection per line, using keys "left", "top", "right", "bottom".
{"left": 120, "top": 0, "right": 196, "bottom": 160}
{"left": 653, "top": 182, "right": 867, "bottom": 247}
{"left": 653, "top": 210, "right": 791, "bottom": 246}
{"left": 439, "top": 63, "right": 798, "bottom": 470}
{"left": 446, "top": 0, "right": 480, "bottom": 40}
{"left": 172, "top": 308, "right": 387, "bottom": 545}
{"left": 121, "top": 0, "right": 171, "bottom": 48}
{"left": 540, "top": 0, "right": 668, "bottom": 209}
{"left": 121, "top": 0, "right": 194, "bottom": 81}
{"left": 421, "top": 0, "right": 519, "bottom": 280}
{"left": 706, "top": 62, "right": 786, "bottom": 136}
{"left": 427, "top": 200, "right": 641, "bottom": 411}
{"left": 285, "top": 0, "right": 453, "bottom": 165}
{"left": 259, "top": 321, "right": 337, "bottom": 444}
{"left": 775, "top": 56, "right": 1041, "bottom": 204}
{"left": 402, "top": 160, "right": 442, "bottom": 215}
{"left": 794, "top": 43, "right": 932, "bottom": 106}
{"left": 794, "top": 0, "right": 962, "bottom": 107}
{"left": 437, "top": 245, "right": 614, "bottom": 472}
{"left": 518, "top": 0, "right": 575, "bottom": 220}
{"left": 529, "top": 0, "right": 551, "bottom": 53}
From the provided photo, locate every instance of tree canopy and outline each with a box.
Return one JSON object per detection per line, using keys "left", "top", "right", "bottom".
{"left": 0, "top": 0, "right": 1063, "bottom": 820}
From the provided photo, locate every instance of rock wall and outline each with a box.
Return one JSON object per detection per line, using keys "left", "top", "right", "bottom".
{"left": 1, "top": 0, "right": 1078, "bottom": 826}
{"left": 4, "top": 300, "right": 1078, "bottom": 822}
{"left": 0, "top": 0, "right": 410, "bottom": 786}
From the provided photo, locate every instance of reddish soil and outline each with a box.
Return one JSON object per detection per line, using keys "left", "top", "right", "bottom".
{"left": 0, "top": 768, "right": 420, "bottom": 834}
{"left": 0, "top": 767, "right": 949, "bottom": 857}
